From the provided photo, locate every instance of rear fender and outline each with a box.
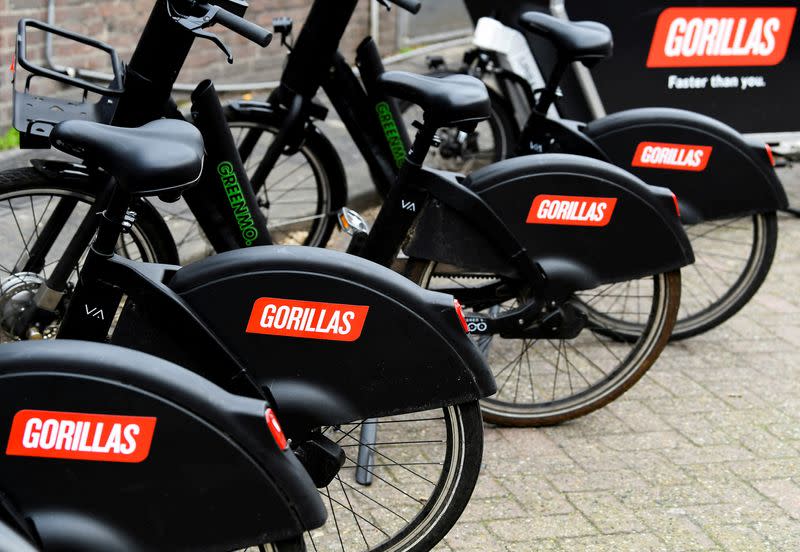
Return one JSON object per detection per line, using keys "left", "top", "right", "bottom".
{"left": 167, "top": 247, "right": 496, "bottom": 436}
{"left": 407, "top": 154, "right": 693, "bottom": 296}
{"left": 0, "top": 341, "right": 324, "bottom": 550}
{"left": 584, "top": 108, "right": 788, "bottom": 223}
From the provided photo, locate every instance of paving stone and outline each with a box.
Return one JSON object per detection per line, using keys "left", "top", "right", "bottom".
{"left": 567, "top": 491, "right": 647, "bottom": 534}
{"left": 560, "top": 532, "right": 667, "bottom": 552}
{"left": 487, "top": 513, "right": 597, "bottom": 541}
{"left": 752, "top": 479, "right": 800, "bottom": 520}
{"left": 702, "top": 524, "right": 769, "bottom": 551}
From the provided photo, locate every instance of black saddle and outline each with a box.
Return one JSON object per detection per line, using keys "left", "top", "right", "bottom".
{"left": 379, "top": 71, "right": 491, "bottom": 129}
{"left": 519, "top": 12, "right": 613, "bottom": 67}
{"left": 50, "top": 119, "right": 205, "bottom": 196}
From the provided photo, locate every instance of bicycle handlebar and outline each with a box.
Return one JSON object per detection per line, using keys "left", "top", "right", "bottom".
{"left": 212, "top": 5, "right": 272, "bottom": 47}
{"left": 388, "top": 0, "right": 421, "bottom": 14}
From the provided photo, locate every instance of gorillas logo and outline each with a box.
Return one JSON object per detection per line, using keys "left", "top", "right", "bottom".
{"left": 246, "top": 298, "right": 369, "bottom": 342}
{"left": 647, "top": 7, "right": 796, "bottom": 67}
{"left": 527, "top": 195, "right": 617, "bottom": 227}
{"left": 632, "top": 142, "right": 713, "bottom": 171}
{"left": 6, "top": 410, "right": 156, "bottom": 463}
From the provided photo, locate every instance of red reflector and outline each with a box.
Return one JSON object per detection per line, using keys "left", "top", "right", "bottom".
{"left": 671, "top": 193, "right": 681, "bottom": 217}
{"left": 9, "top": 54, "right": 15, "bottom": 73}
{"left": 265, "top": 408, "right": 288, "bottom": 451}
{"left": 454, "top": 299, "right": 469, "bottom": 333}
{"left": 765, "top": 144, "right": 776, "bottom": 167}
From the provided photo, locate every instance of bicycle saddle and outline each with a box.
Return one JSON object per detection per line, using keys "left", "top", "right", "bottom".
{"left": 379, "top": 71, "right": 491, "bottom": 129}
{"left": 519, "top": 12, "right": 613, "bottom": 66}
{"left": 50, "top": 119, "right": 205, "bottom": 196}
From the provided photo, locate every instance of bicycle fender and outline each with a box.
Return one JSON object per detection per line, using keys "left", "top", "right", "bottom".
{"left": 167, "top": 247, "right": 497, "bottom": 435}
{"left": 584, "top": 108, "right": 788, "bottom": 223}
{"left": 409, "top": 154, "right": 693, "bottom": 296}
{"left": 0, "top": 341, "right": 324, "bottom": 551}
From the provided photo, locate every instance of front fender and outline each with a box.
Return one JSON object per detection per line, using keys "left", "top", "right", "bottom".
{"left": 168, "top": 247, "right": 496, "bottom": 436}
{"left": 585, "top": 107, "right": 788, "bottom": 223}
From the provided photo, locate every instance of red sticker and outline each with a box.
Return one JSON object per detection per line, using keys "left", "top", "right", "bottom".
{"left": 246, "top": 298, "right": 369, "bottom": 342}
{"left": 6, "top": 410, "right": 156, "bottom": 463}
{"left": 526, "top": 195, "right": 617, "bottom": 227}
{"left": 632, "top": 142, "right": 713, "bottom": 172}
{"left": 647, "top": 7, "right": 796, "bottom": 68}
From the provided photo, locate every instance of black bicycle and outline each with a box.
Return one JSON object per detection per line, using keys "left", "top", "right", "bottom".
{"left": 220, "top": 0, "right": 697, "bottom": 426}
{"left": 409, "top": 10, "right": 787, "bottom": 340}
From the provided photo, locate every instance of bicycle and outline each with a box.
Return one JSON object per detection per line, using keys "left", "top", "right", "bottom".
{"left": 408, "top": 11, "right": 788, "bottom": 340}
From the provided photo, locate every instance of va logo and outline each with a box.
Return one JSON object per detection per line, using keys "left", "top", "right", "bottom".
{"left": 401, "top": 200, "right": 416, "bottom": 212}
{"left": 84, "top": 305, "right": 105, "bottom": 320}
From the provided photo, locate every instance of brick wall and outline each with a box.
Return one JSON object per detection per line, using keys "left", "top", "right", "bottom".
{"left": 0, "top": 0, "right": 401, "bottom": 130}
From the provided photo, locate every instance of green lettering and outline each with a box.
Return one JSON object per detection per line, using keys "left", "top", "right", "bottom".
{"left": 216, "top": 161, "right": 259, "bottom": 246}
{"left": 375, "top": 101, "right": 406, "bottom": 169}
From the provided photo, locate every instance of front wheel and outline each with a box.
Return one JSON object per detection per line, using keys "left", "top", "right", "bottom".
{"left": 0, "top": 167, "right": 177, "bottom": 343}
{"left": 407, "top": 260, "right": 681, "bottom": 426}
{"left": 672, "top": 212, "right": 778, "bottom": 339}
{"left": 226, "top": 109, "right": 348, "bottom": 248}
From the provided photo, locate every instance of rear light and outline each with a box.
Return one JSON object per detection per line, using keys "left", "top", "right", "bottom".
{"left": 765, "top": 144, "right": 776, "bottom": 167}
{"left": 671, "top": 193, "right": 681, "bottom": 217}
{"left": 454, "top": 299, "right": 469, "bottom": 333}
{"left": 265, "top": 408, "right": 288, "bottom": 451}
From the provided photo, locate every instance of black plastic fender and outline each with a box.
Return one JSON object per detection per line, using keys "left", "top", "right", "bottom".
{"left": 409, "top": 154, "right": 693, "bottom": 295}
{"left": 168, "top": 246, "right": 496, "bottom": 436}
{"left": 0, "top": 341, "right": 325, "bottom": 552}
{"left": 584, "top": 108, "right": 788, "bottom": 223}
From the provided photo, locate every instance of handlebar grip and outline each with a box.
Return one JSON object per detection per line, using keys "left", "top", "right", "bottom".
{"left": 214, "top": 8, "right": 273, "bottom": 47}
{"left": 390, "top": 0, "right": 421, "bottom": 14}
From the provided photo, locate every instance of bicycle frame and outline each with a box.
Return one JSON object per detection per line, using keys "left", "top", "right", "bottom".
{"left": 254, "top": 0, "right": 411, "bottom": 197}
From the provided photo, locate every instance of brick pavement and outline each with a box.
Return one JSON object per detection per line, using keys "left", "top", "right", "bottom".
{"left": 432, "top": 164, "right": 800, "bottom": 551}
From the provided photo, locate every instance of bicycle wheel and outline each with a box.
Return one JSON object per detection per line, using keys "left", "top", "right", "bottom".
{"left": 399, "top": 87, "right": 516, "bottom": 174}
{"left": 0, "top": 167, "right": 176, "bottom": 343}
{"left": 671, "top": 213, "right": 777, "bottom": 339}
{"left": 226, "top": 111, "right": 347, "bottom": 248}
{"left": 406, "top": 260, "right": 681, "bottom": 426}
{"left": 302, "top": 403, "right": 483, "bottom": 552}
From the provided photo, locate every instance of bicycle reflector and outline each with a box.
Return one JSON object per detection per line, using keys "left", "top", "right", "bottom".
{"left": 765, "top": 144, "right": 776, "bottom": 167}
{"left": 671, "top": 193, "right": 681, "bottom": 217}
{"left": 454, "top": 299, "right": 469, "bottom": 333}
{"left": 265, "top": 408, "right": 289, "bottom": 451}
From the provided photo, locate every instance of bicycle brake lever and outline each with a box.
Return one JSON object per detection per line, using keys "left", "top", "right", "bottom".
{"left": 168, "top": 2, "right": 234, "bottom": 63}
{"left": 194, "top": 28, "right": 234, "bottom": 63}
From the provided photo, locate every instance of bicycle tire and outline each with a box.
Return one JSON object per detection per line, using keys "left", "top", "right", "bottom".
{"left": 406, "top": 259, "right": 681, "bottom": 426}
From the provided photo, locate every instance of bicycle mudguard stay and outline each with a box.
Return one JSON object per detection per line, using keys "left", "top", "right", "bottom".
{"left": 582, "top": 108, "right": 788, "bottom": 224}
{"left": 109, "top": 247, "right": 495, "bottom": 437}
{"left": 0, "top": 341, "right": 325, "bottom": 551}
{"left": 406, "top": 154, "right": 693, "bottom": 295}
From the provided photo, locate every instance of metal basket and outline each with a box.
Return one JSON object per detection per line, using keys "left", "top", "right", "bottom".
{"left": 12, "top": 19, "right": 125, "bottom": 148}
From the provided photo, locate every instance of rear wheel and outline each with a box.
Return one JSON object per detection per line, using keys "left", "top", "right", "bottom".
{"left": 303, "top": 402, "right": 483, "bottom": 551}
{"left": 0, "top": 167, "right": 175, "bottom": 343}
{"left": 407, "top": 260, "right": 681, "bottom": 426}
{"left": 672, "top": 213, "right": 777, "bottom": 339}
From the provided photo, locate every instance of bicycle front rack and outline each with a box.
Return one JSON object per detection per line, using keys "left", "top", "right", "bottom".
{"left": 12, "top": 19, "right": 125, "bottom": 149}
